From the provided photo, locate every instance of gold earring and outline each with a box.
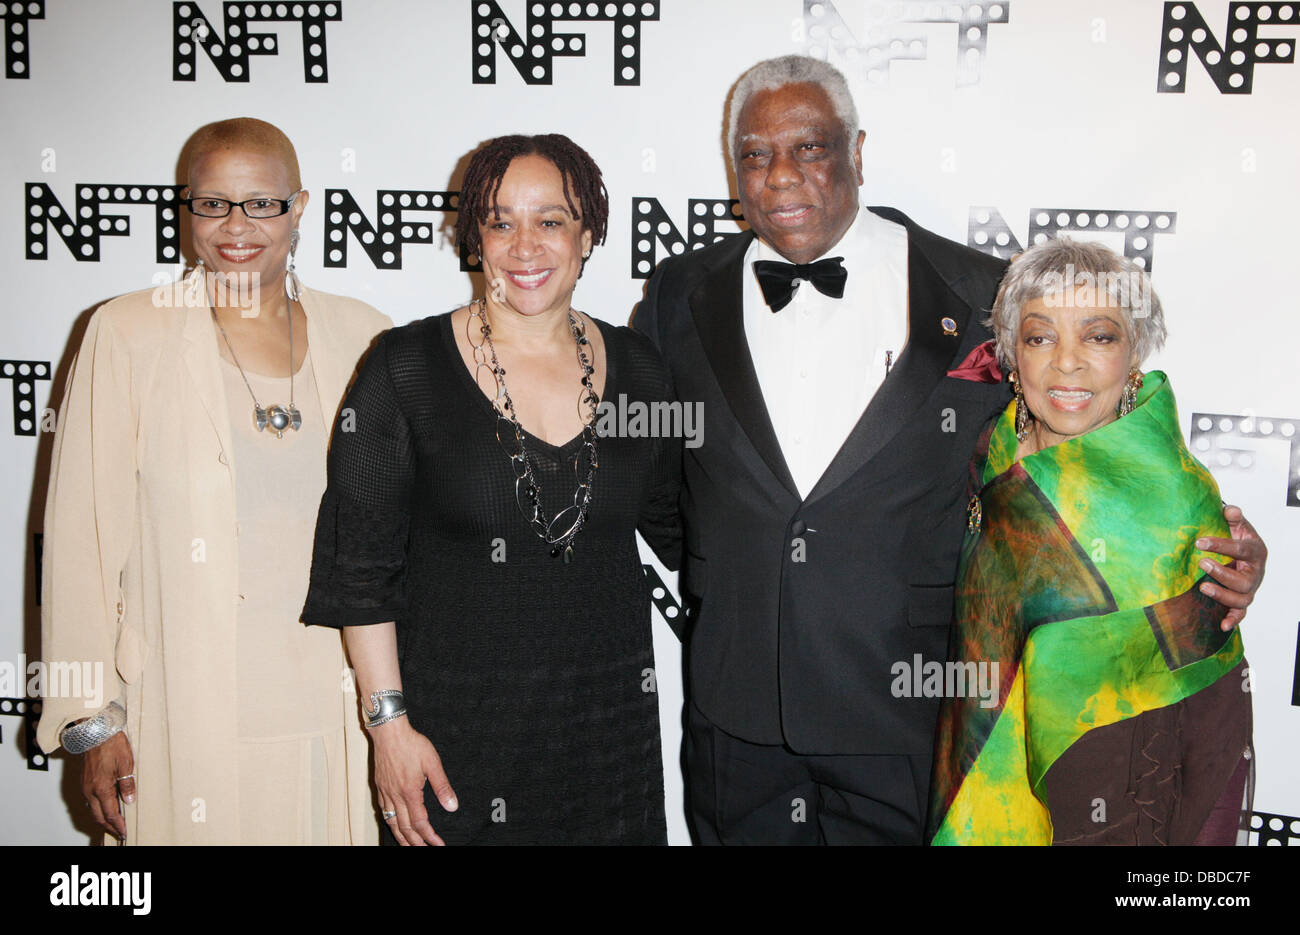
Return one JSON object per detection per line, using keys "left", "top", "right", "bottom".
{"left": 1011, "top": 370, "right": 1032, "bottom": 442}
{"left": 1117, "top": 368, "right": 1143, "bottom": 417}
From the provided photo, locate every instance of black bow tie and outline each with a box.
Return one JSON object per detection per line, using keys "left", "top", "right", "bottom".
{"left": 753, "top": 256, "right": 848, "bottom": 312}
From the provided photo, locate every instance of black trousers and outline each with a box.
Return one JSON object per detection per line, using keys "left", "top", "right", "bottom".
{"left": 685, "top": 702, "right": 932, "bottom": 845}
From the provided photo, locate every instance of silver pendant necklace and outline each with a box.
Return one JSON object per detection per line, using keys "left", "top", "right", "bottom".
{"left": 210, "top": 301, "right": 302, "bottom": 438}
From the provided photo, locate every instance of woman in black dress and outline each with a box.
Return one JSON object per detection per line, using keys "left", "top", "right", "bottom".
{"left": 301, "top": 134, "right": 681, "bottom": 844}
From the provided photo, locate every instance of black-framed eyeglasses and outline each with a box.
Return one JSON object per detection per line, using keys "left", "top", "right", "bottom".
{"left": 182, "top": 190, "right": 303, "bottom": 219}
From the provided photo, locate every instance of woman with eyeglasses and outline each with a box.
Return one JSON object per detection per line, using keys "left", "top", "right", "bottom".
{"left": 36, "top": 118, "right": 389, "bottom": 844}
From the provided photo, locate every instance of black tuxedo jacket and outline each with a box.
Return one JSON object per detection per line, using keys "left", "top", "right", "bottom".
{"left": 635, "top": 206, "right": 1011, "bottom": 755}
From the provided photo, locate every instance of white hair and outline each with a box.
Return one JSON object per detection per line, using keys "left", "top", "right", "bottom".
{"left": 987, "top": 237, "right": 1168, "bottom": 372}
{"left": 727, "top": 55, "right": 860, "bottom": 160}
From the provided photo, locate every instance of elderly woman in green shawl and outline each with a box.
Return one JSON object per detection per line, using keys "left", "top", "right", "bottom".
{"left": 929, "top": 238, "right": 1254, "bottom": 846}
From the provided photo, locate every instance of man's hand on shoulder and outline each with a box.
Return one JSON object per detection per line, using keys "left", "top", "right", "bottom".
{"left": 1196, "top": 504, "right": 1267, "bottom": 631}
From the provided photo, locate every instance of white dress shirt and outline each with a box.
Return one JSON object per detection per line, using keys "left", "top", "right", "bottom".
{"left": 742, "top": 206, "right": 910, "bottom": 499}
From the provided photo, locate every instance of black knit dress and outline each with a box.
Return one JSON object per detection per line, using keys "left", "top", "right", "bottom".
{"left": 302, "top": 312, "right": 681, "bottom": 845}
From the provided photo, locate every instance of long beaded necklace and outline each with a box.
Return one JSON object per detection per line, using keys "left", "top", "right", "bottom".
{"left": 468, "top": 298, "right": 599, "bottom": 562}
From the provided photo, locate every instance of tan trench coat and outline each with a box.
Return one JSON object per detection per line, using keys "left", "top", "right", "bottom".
{"left": 37, "top": 270, "right": 389, "bottom": 844}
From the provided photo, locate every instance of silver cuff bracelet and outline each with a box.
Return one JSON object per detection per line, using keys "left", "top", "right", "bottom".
{"left": 364, "top": 689, "right": 407, "bottom": 729}
{"left": 60, "top": 701, "right": 127, "bottom": 754}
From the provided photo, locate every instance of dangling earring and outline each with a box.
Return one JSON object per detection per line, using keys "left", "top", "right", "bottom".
{"left": 186, "top": 257, "right": 207, "bottom": 306}
{"left": 1117, "top": 368, "right": 1143, "bottom": 417}
{"left": 285, "top": 229, "right": 302, "bottom": 301}
{"left": 1011, "top": 370, "right": 1032, "bottom": 442}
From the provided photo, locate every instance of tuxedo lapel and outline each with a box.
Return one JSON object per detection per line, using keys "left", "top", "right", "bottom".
{"left": 688, "top": 232, "right": 800, "bottom": 499}
{"left": 805, "top": 226, "right": 972, "bottom": 505}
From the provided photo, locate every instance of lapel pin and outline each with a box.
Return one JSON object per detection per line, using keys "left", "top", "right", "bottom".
{"left": 941, "top": 316, "right": 958, "bottom": 336}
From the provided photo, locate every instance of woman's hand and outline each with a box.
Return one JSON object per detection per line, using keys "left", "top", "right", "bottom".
{"left": 1197, "top": 504, "right": 1268, "bottom": 631}
{"left": 81, "top": 731, "right": 134, "bottom": 842}
{"left": 340, "top": 621, "right": 455, "bottom": 843}
{"left": 370, "top": 717, "right": 458, "bottom": 845}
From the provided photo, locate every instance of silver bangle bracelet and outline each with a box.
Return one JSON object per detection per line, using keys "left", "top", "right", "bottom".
{"left": 363, "top": 689, "right": 407, "bottom": 729}
{"left": 60, "top": 701, "right": 127, "bottom": 754}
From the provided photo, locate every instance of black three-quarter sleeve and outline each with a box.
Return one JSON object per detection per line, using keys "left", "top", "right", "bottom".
{"left": 302, "top": 332, "right": 414, "bottom": 628}
{"left": 630, "top": 333, "right": 683, "bottom": 573}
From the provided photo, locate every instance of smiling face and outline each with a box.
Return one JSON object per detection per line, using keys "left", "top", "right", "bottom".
{"left": 734, "top": 81, "right": 864, "bottom": 265}
{"left": 187, "top": 147, "right": 306, "bottom": 291}
{"left": 477, "top": 153, "right": 593, "bottom": 319}
{"left": 1015, "top": 291, "right": 1140, "bottom": 450}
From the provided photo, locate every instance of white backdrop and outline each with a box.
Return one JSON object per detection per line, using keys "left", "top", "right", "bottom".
{"left": 1, "top": 0, "right": 1296, "bottom": 845}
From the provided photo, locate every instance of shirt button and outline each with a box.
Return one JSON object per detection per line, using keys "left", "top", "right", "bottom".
{"left": 218, "top": 451, "right": 228, "bottom": 465}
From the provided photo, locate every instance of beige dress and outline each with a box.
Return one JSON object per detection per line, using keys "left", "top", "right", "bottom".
{"left": 37, "top": 269, "right": 388, "bottom": 844}
{"left": 222, "top": 351, "right": 351, "bottom": 844}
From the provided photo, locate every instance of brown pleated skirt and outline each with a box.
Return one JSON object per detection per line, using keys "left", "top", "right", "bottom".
{"left": 1044, "top": 659, "right": 1253, "bottom": 845}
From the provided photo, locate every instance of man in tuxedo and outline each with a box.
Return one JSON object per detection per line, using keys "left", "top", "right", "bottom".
{"left": 634, "top": 55, "right": 1266, "bottom": 844}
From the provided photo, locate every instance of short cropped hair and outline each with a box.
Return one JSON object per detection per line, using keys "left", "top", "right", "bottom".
{"left": 727, "top": 55, "right": 860, "bottom": 160}
{"left": 182, "top": 117, "right": 302, "bottom": 192}
{"left": 454, "top": 134, "right": 609, "bottom": 261}
{"left": 987, "top": 237, "right": 1167, "bottom": 372}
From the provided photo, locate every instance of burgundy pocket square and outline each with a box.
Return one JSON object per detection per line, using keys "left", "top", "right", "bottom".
{"left": 946, "top": 339, "right": 1003, "bottom": 384}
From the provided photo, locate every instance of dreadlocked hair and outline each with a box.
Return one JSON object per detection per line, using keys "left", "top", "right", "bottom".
{"left": 454, "top": 134, "right": 609, "bottom": 260}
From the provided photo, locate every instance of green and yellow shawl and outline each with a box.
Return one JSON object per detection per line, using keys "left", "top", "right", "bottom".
{"left": 928, "top": 371, "right": 1244, "bottom": 845}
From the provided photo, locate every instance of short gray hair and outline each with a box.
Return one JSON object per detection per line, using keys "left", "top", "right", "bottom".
{"left": 727, "top": 55, "right": 860, "bottom": 161}
{"left": 987, "top": 237, "right": 1167, "bottom": 372}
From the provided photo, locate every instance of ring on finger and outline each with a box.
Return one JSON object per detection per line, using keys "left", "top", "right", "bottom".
{"left": 382, "top": 810, "right": 397, "bottom": 821}
{"left": 116, "top": 773, "right": 135, "bottom": 783}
